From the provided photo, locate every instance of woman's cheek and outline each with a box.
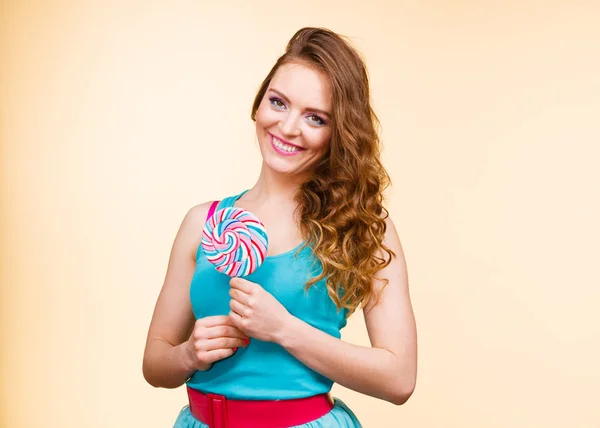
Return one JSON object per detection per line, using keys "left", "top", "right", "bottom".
{"left": 306, "top": 128, "right": 331, "bottom": 152}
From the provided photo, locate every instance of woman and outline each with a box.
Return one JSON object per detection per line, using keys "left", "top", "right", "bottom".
{"left": 143, "top": 27, "right": 417, "bottom": 428}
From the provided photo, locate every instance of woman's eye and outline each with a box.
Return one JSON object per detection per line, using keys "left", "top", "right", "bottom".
{"left": 307, "top": 114, "right": 326, "bottom": 125}
{"left": 269, "top": 97, "right": 286, "bottom": 109}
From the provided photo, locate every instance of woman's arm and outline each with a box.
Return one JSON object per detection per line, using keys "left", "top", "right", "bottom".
{"left": 277, "top": 216, "right": 417, "bottom": 404}
{"left": 228, "top": 215, "right": 417, "bottom": 404}
{"left": 142, "top": 203, "right": 208, "bottom": 388}
{"left": 144, "top": 202, "right": 251, "bottom": 388}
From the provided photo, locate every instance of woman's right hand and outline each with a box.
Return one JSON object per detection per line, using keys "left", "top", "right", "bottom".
{"left": 185, "top": 315, "right": 250, "bottom": 371}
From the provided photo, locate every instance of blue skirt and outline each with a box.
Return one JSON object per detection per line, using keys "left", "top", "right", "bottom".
{"left": 173, "top": 397, "right": 362, "bottom": 428}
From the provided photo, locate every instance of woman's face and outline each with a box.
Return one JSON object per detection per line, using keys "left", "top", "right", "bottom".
{"left": 255, "top": 62, "right": 332, "bottom": 177}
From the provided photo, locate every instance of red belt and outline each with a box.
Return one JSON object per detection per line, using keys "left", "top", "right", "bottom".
{"left": 187, "top": 386, "right": 334, "bottom": 428}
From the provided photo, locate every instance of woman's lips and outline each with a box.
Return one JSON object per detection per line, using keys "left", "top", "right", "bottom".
{"left": 269, "top": 134, "right": 304, "bottom": 156}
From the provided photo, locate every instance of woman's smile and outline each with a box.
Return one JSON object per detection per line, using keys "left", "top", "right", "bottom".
{"left": 269, "top": 133, "right": 305, "bottom": 156}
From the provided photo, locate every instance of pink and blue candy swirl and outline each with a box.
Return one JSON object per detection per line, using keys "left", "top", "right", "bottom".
{"left": 201, "top": 207, "right": 268, "bottom": 277}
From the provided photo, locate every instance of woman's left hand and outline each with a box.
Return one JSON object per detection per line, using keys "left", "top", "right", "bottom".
{"left": 229, "top": 277, "right": 292, "bottom": 343}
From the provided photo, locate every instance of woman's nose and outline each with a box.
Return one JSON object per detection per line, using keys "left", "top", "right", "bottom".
{"left": 279, "top": 112, "right": 301, "bottom": 138}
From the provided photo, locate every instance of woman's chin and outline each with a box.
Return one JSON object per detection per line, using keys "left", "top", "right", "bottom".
{"left": 264, "top": 156, "right": 302, "bottom": 176}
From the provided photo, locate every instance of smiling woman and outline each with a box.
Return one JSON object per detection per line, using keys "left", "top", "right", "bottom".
{"left": 142, "top": 27, "right": 417, "bottom": 428}
{"left": 255, "top": 62, "right": 333, "bottom": 173}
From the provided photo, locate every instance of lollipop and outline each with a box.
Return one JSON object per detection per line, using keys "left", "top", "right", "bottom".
{"left": 201, "top": 207, "right": 269, "bottom": 277}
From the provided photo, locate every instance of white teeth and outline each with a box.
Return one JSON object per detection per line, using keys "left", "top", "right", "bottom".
{"left": 273, "top": 137, "right": 299, "bottom": 152}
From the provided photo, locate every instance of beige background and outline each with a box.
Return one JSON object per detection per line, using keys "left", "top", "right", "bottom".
{"left": 2, "top": 1, "right": 599, "bottom": 427}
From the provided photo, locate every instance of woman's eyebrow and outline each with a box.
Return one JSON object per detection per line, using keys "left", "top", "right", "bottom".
{"left": 269, "top": 88, "right": 331, "bottom": 118}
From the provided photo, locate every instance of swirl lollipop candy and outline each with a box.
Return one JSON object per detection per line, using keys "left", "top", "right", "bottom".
{"left": 201, "top": 207, "right": 269, "bottom": 277}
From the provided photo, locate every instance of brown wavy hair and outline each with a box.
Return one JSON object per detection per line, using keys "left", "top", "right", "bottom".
{"left": 251, "top": 27, "right": 394, "bottom": 316}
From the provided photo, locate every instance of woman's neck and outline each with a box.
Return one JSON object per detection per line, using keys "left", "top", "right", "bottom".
{"left": 245, "top": 163, "right": 308, "bottom": 206}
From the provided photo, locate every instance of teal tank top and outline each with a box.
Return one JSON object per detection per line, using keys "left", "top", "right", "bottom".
{"left": 186, "top": 190, "right": 348, "bottom": 400}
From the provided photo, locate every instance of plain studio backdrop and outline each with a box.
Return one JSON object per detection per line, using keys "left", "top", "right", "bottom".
{"left": 1, "top": 1, "right": 599, "bottom": 427}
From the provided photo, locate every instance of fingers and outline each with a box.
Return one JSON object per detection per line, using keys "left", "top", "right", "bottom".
{"left": 198, "top": 315, "right": 235, "bottom": 328}
{"left": 229, "top": 299, "right": 249, "bottom": 318}
{"left": 191, "top": 336, "right": 249, "bottom": 366}
{"left": 201, "top": 348, "right": 237, "bottom": 363}
{"left": 229, "top": 288, "right": 250, "bottom": 305}
{"left": 204, "top": 325, "right": 248, "bottom": 340}
{"left": 192, "top": 320, "right": 248, "bottom": 342}
{"left": 190, "top": 334, "right": 249, "bottom": 365}
{"left": 200, "top": 337, "right": 248, "bottom": 352}
{"left": 229, "top": 310, "right": 244, "bottom": 326}
{"left": 229, "top": 277, "right": 254, "bottom": 293}
{"left": 189, "top": 314, "right": 253, "bottom": 369}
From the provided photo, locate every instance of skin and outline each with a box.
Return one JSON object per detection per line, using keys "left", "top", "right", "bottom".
{"left": 143, "top": 62, "right": 417, "bottom": 405}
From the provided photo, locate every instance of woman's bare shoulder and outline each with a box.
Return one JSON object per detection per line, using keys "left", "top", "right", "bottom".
{"left": 177, "top": 200, "right": 216, "bottom": 260}
{"left": 185, "top": 201, "right": 215, "bottom": 225}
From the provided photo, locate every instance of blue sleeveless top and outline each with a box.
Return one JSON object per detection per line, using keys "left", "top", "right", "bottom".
{"left": 187, "top": 190, "right": 348, "bottom": 400}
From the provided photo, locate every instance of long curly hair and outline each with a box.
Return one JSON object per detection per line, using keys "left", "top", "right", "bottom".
{"left": 251, "top": 27, "right": 394, "bottom": 316}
